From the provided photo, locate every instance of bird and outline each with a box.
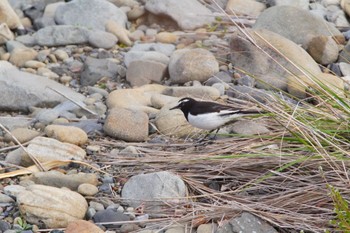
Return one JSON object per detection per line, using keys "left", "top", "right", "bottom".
{"left": 170, "top": 97, "right": 261, "bottom": 141}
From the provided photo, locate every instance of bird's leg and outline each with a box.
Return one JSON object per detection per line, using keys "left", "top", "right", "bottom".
{"left": 212, "top": 128, "right": 220, "bottom": 139}
{"left": 196, "top": 128, "right": 220, "bottom": 144}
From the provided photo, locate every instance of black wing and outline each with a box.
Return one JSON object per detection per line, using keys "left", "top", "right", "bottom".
{"left": 191, "top": 100, "right": 261, "bottom": 115}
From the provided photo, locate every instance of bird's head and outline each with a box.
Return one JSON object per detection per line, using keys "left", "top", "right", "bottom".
{"left": 170, "top": 97, "right": 195, "bottom": 111}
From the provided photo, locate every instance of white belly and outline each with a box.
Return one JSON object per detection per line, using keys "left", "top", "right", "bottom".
{"left": 187, "top": 112, "right": 241, "bottom": 130}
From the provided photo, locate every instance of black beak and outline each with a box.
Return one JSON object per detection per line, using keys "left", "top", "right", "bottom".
{"left": 170, "top": 105, "right": 180, "bottom": 110}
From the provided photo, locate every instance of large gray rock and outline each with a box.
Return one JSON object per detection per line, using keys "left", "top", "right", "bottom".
{"left": 34, "top": 25, "right": 89, "bottom": 46}
{"left": 0, "top": 61, "right": 85, "bottom": 112}
{"left": 253, "top": 5, "right": 342, "bottom": 47}
{"left": 229, "top": 29, "right": 321, "bottom": 90}
{"left": 145, "top": 0, "right": 214, "bottom": 30}
{"left": 121, "top": 171, "right": 187, "bottom": 214}
{"left": 169, "top": 48, "right": 219, "bottom": 84}
{"left": 80, "top": 57, "right": 119, "bottom": 86}
{"left": 217, "top": 212, "right": 278, "bottom": 233}
{"left": 55, "top": 0, "right": 127, "bottom": 30}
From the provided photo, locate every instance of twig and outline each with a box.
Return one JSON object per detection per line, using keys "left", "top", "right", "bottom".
{"left": 0, "top": 123, "right": 45, "bottom": 172}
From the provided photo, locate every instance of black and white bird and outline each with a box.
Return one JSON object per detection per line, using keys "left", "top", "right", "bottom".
{"left": 170, "top": 97, "right": 261, "bottom": 139}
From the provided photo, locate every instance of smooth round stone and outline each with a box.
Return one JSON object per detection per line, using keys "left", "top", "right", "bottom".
{"left": 53, "top": 49, "right": 69, "bottom": 61}
{"left": 60, "top": 75, "right": 72, "bottom": 84}
{"left": 78, "top": 183, "right": 99, "bottom": 196}
{"left": 4, "top": 128, "right": 40, "bottom": 143}
{"left": 127, "top": 6, "right": 145, "bottom": 20}
{"left": 44, "top": 125, "right": 88, "bottom": 146}
{"left": 23, "top": 60, "right": 46, "bottom": 69}
{"left": 156, "top": 32, "right": 178, "bottom": 44}
{"left": 89, "top": 201, "right": 105, "bottom": 211}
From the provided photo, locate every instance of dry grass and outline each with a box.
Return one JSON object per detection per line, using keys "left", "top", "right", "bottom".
{"left": 91, "top": 116, "right": 350, "bottom": 233}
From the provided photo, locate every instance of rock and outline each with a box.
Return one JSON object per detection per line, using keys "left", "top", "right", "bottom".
{"left": 145, "top": 0, "right": 214, "bottom": 30}
{"left": 80, "top": 57, "right": 119, "bottom": 86}
{"left": 216, "top": 212, "right": 278, "bottom": 233}
{"left": 287, "top": 73, "right": 344, "bottom": 99}
{"left": 34, "top": 2, "right": 64, "bottom": 29}
{"left": 0, "top": 193, "right": 15, "bottom": 203}
{"left": 230, "top": 120, "right": 270, "bottom": 135}
{"left": 165, "top": 226, "right": 187, "bottom": 233}
{"left": 6, "top": 40, "right": 26, "bottom": 53}
{"left": 53, "top": 49, "right": 69, "bottom": 61}
{"left": 22, "top": 136, "right": 86, "bottom": 166}
{"left": 17, "top": 184, "right": 88, "bottom": 228}
{"left": 77, "top": 183, "right": 99, "bottom": 196}
{"left": 205, "top": 71, "right": 233, "bottom": 86}
{"left": 339, "top": 62, "right": 350, "bottom": 76}
{"left": 30, "top": 171, "right": 99, "bottom": 191}
{"left": 169, "top": 48, "right": 219, "bottom": 84}
{"left": 0, "top": 220, "right": 11, "bottom": 232}
{"left": 65, "top": 220, "right": 104, "bottom": 233}
{"left": 93, "top": 209, "right": 130, "bottom": 228}
{"left": 4, "top": 128, "right": 40, "bottom": 144}
{"left": 156, "top": 32, "right": 178, "bottom": 44}
{"left": 120, "top": 224, "right": 141, "bottom": 232}
{"left": 104, "top": 108, "right": 149, "bottom": 142}
{"left": 226, "top": 0, "right": 266, "bottom": 17}
{"left": 197, "top": 223, "right": 217, "bottom": 233}
{"left": 129, "top": 29, "right": 145, "bottom": 41}
{"left": 121, "top": 171, "right": 187, "bottom": 214}
{"left": 229, "top": 28, "right": 321, "bottom": 90}
{"left": 227, "top": 85, "right": 273, "bottom": 103}
{"left": 127, "top": 5, "right": 146, "bottom": 20}
{"left": 150, "top": 94, "right": 178, "bottom": 109}
{"left": 0, "top": 61, "right": 85, "bottom": 112}
{"left": 267, "top": 0, "right": 309, "bottom": 10}
{"left": 55, "top": 0, "right": 127, "bottom": 31}
{"left": 45, "top": 125, "right": 88, "bottom": 146}
{"left": 124, "top": 51, "right": 170, "bottom": 67}
{"left": 9, "top": 47, "right": 38, "bottom": 67}
{"left": 306, "top": 36, "right": 339, "bottom": 65}
{"left": 126, "top": 60, "right": 167, "bottom": 87}
{"left": 130, "top": 43, "right": 176, "bottom": 57}
{"left": 338, "top": 39, "right": 350, "bottom": 62}
{"left": 23, "top": 60, "right": 46, "bottom": 69}
{"left": 253, "top": 5, "right": 342, "bottom": 47}
{"left": 155, "top": 103, "right": 200, "bottom": 138}
{"left": 0, "top": 116, "right": 32, "bottom": 131}
{"left": 3, "top": 185, "right": 26, "bottom": 197}
{"left": 107, "top": 85, "right": 166, "bottom": 114}
{"left": 34, "top": 25, "right": 89, "bottom": 46}
{"left": 37, "top": 67, "right": 59, "bottom": 80}
{"left": 341, "top": 0, "right": 350, "bottom": 17}
{"left": 88, "top": 30, "right": 117, "bottom": 49}
{"left": 89, "top": 201, "right": 105, "bottom": 211}
{"left": 0, "top": 23, "right": 14, "bottom": 45}
{"left": 0, "top": 0, "right": 23, "bottom": 30}
{"left": 162, "top": 86, "right": 221, "bottom": 99}
{"left": 5, "top": 146, "right": 24, "bottom": 166}
{"left": 236, "top": 75, "right": 256, "bottom": 87}
{"left": 105, "top": 20, "right": 132, "bottom": 46}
